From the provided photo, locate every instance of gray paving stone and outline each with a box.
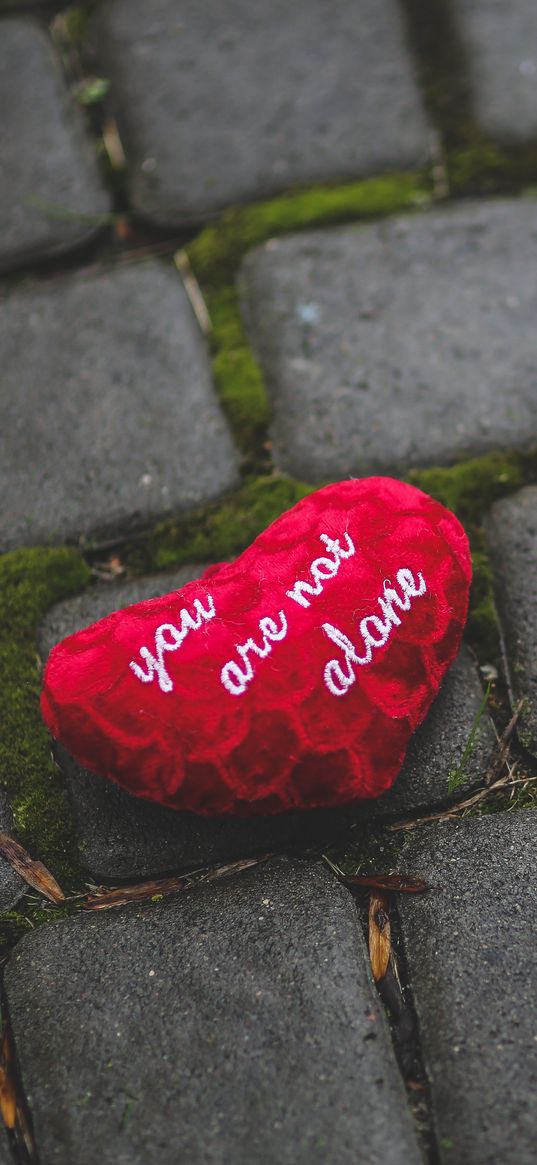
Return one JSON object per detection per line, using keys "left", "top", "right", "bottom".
{"left": 0, "top": 259, "right": 239, "bottom": 550}
{"left": 0, "top": 790, "right": 26, "bottom": 912}
{"left": 40, "top": 567, "right": 493, "bottom": 879}
{"left": 239, "top": 198, "right": 537, "bottom": 479}
{"left": 397, "top": 810, "right": 537, "bottom": 1165}
{"left": 453, "top": 0, "right": 537, "bottom": 144}
{"left": 485, "top": 486, "right": 537, "bottom": 757}
{"left": 90, "top": 0, "right": 430, "bottom": 226}
{"left": 0, "top": 17, "right": 109, "bottom": 273}
{"left": 5, "top": 859, "right": 422, "bottom": 1165}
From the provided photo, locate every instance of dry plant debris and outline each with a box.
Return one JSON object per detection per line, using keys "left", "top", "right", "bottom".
{"left": 0, "top": 834, "right": 64, "bottom": 904}
{"left": 368, "top": 891, "right": 391, "bottom": 983}
{"left": 0, "top": 1020, "right": 37, "bottom": 1160}
{"left": 83, "top": 853, "right": 271, "bottom": 911}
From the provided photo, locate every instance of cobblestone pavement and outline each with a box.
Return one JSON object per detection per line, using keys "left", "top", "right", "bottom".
{"left": 1, "top": 2, "right": 537, "bottom": 1163}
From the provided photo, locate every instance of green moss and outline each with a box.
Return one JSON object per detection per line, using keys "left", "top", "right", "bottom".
{"left": 408, "top": 450, "right": 535, "bottom": 526}
{"left": 447, "top": 144, "right": 511, "bottom": 195}
{"left": 325, "top": 826, "right": 403, "bottom": 877}
{"left": 409, "top": 450, "right": 537, "bottom": 661}
{"left": 185, "top": 173, "right": 429, "bottom": 452}
{"left": 0, "top": 901, "right": 77, "bottom": 957}
{"left": 0, "top": 910, "right": 30, "bottom": 953}
{"left": 447, "top": 144, "right": 537, "bottom": 196}
{"left": 59, "top": 8, "right": 91, "bottom": 44}
{"left": 0, "top": 547, "right": 91, "bottom": 885}
{"left": 210, "top": 287, "right": 270, "bottom": 450}
{"left": 123, "top": 474, "right": 314, "bottom": 573}
{"left": 188, "top": 173, "right": 429, "bottom": 292}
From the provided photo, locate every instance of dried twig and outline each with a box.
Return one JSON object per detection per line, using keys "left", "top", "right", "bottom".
{"left": 84, "top": 854, "right": 271, "bottom": 911}
{"left": 174, "top": 250, "right": 212, "bottom": 335}
{"left": 84, "top": 876, "right": 187, "bottom": 910}
{"left": 388, "top": 766, "right": 537, "bottom": 832}
{"left": 483, "top": 698, "right": 526, "bottom": 786}
{"left": 0, "top": 835, "right": 64, "bottom": 904}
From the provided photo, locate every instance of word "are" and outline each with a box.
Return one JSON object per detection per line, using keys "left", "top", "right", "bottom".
{"left": 219, "top": 531, "right": 355, "bottom": 696}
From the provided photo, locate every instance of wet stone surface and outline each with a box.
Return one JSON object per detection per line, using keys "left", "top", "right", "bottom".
{"left": 90, "top": 0, "right": 430, "bottom": 224}
{"left": 239, "top": 198, "right": 537, "bottom": 480}
{"left": 485, "top": 486, "right": 537, "bottom": 757}
{"left": 0, "top": 259, "right": 239, "bottom": 550}
{"left": 0, "top": 17, "right": 109, "bottom": 273}
{"left": 453, "top": 0, "right": 537, "bottom": 144}
{"left": 397, "top": 810, "right": 537, "bottom": 1165}
{"left": 5, "top": 859, "right": 422, "bottom": 1165}
{"left": 40, "top": 570, "right": 493, "bottom": 879}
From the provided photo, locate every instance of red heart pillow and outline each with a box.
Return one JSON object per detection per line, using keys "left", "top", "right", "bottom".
{"left": 41, "top": 478, "right": 471, "bottom": 816}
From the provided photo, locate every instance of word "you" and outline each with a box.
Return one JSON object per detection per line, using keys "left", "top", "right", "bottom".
{"left": 129, "top": 596, "right": 216, "bottom": 693}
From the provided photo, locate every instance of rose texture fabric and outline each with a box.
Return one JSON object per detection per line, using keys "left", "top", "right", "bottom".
{"left": 41, "top": 477, "right": 472, "bottom": 816}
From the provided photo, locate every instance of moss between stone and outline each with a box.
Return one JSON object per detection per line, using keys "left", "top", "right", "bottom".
{"left": 0, "top": 547, "right": 90, "bottom": 886}
{"left": 185, "top": 173, "right": 430, "bottom": 453}
{"left": 410, "top": 450, "right": 537, "bottom": 661}
{"left": 0, "top": 902, "right": 76, "bottom": 958}
{"left": 123, "top": 474, "right": 315, "bottom": 574}
{"left": 325, "top": 826, "right": 403, "bottom": 877}
{"left": 447, "top": 144, "right": 537, "bottom": 197}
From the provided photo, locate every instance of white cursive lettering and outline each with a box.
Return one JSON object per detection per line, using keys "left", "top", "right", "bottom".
{"left": 221, "top": 612, "right": 288, "bottom": 696}
{"left": 285, "top": 532, "right": 355, "bottom": 608}
{"left": 129, "top": 595, "right": 216, "bottom": 693}
{"left": 322, "top": 568, "right": 427, "bottom": 697}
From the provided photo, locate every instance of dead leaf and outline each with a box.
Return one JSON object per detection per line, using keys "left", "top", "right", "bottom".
{"left": 369, "top": 892, "right": 391, "bottom": 983}
{"left": 0, "top": 1029, "right": 15, "bottom": 1129}
{"left": 0, "top": 835, "right": 64, "bottom": 904}
{"left": 339, "top": 873, "right": 429, "bottom": 894}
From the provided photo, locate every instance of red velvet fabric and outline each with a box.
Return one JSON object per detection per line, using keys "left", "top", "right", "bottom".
{"left": 41, "top": 478, "right": 471, "bottom": 815}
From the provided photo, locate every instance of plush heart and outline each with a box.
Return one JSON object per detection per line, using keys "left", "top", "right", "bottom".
{"left": 41, "top": 477, "right": 471, "bottom": 816}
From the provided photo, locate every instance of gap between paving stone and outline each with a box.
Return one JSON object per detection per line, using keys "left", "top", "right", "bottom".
{"left": 39, "top": 566, "right": 495, "bottom": 881}
{"left": 4, "top": 859, "right": 423, "bottom": 1165}
{"left": 396, "top": 809, "right": 537, "bottom": 1165}
{"left": 485, "top": 485, "right": 537, "bottom": 758}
